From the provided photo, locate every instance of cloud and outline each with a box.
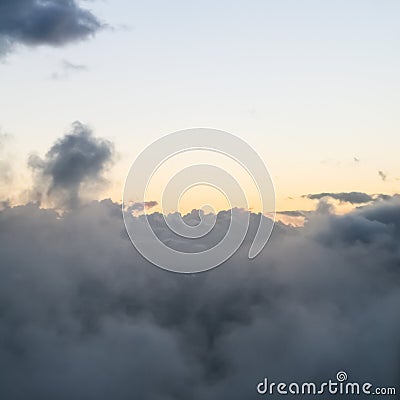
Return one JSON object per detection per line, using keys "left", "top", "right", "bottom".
{"left": 128, "top": 200, "right": 159, "bottom": 213}
{"left": 62, "top": 59, "right": 87, "bottom": 71}
{"left": 0, "top": 131, "right": 399, "bottom": 398}
{"left": 51, "top": 59, "right": 88, "bottom": 80}
{"left": 0, "top": 195, "right": 399, "bottom": 399}
{"left": 378, "top": 170, "right": 387, "bottom": 182}
{"left": 305, "top": 191, "right": 389, "bottom": 205}
{"left": 276, "top": 210, "right": 305, "bottom": 217}
{"left": 28, "top": 121, "right": 114, "bottom": 208}
{"left": 0, "top": 132, "right": 13, "bottom": 198}
{"left": 0, "top": 0, "right": 103, "bottom": 55}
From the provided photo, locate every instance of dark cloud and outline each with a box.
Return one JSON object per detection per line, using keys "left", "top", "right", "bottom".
{"left": 0, "top": 131, "right": 399, "bottom": 398}
{"left": 378, "top": 170, "right": 387, "bottom": 182}
{"left": 28, "top": 121, "right": 114, "bottom": 208}
{"left": 128, "top": 200, "right": 159, "bottom": 213}
{"left": 276, "top": 210, "right": 305, "bottom": 217}
{"left": 0, "top": 196, "right": 399, "bottom": 399}
{"left": 305, "top": 191, "right": 389, "bottom": 205}
{"left": 0, "top": 0, "right": 103, "bottom": 55}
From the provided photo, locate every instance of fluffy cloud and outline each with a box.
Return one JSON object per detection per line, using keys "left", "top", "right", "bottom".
{"left": 28, "top": 121, "right": 114, "bottom": 208}
{"left": 0, "top": 196, "right": 399, "bottom": 399}
{"left": 0, "top": 0, "right": 103, "bottom": 55}
{"left": 0, "top": 128, "right": 399, "bottom": 398}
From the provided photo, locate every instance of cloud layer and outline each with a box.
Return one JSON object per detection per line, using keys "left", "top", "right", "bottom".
{"left": 0, "top": 196, "right": 399, "bottom": 399}
{"left": 1, "top": 129, "right": 399, "bottom": 398}
{"left": 0, "top": 0, "right": 103, "bottom": 55}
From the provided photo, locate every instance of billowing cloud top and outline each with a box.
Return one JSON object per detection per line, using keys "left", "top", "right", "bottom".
{"left": 0, "top": 197, "right": 399, "bottom": 399}
{"left": 0, "top": 128, "right": 399, "bottom": 398}
{"left": 0, "top": 0, "right": 103, "bottom": 55}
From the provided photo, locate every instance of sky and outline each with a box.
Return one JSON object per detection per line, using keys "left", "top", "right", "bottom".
{"left": 0, "top": 2, "right": 399, "bottom": 398}
{"left": 1, "top": 0, "right": 400, "bottom": 214}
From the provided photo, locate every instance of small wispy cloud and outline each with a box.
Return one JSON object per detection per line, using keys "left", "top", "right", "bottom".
{"left": 276, "top": 210, "right": 305, "bottom": 217}
{"left": 128, "top": 201, "right": 159, "bottom": 213}
{"left": 304, "top": 191, "right": 390, "bottom": 205}
{"left": 51, "top": 59, "right": 88, "bottom": 80}
{"left": 378, "top": 170, "right": 387, "bottom": 182}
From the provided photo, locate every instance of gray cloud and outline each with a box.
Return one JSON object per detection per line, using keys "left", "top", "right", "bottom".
{"left": 0, "top": 131, "right": 399, "bottom": 398}
{"left": 305, "top": 191, "right": 390, "bottom": 205}
{"left": 28, "top": 121, "right": 114, "bottom": 208}
{"left": 276, "top": 210, "right": 305, "bottom": 217}
{"left": 51, "top": 59, "right": 88, "bottom": 80}
{"left": 128, "top": 200, "right": 159, "bottom": 213}
{"left": 0, "top": 196, "right": 399, "bottom": 399}
{"left": 378, "top": 170, "right": 387, "bottom": 182}
{"left": 62, "top": 59, "right": 88, "bottom": 71}
{"left": 0, "top": 0, "right": 103, "bottom": 55}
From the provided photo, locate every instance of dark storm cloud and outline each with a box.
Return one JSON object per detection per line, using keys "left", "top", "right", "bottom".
{"left": 0, "top": 0, "right": 103, "bottom": 55}
{"left": 0, "top": 197, "right": 399, "bottom": 399}
{"left": 28, "top": 121, "right": 114, "bottom": 208}
{"left": 305, "top": 191, "right": 389, "bottom": 205}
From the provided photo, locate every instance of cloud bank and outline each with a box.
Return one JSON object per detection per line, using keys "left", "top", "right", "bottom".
{"left": 0, "top": 0, "right": 103, "bottom": 55}
{"left": 0, "top": 196, "right": 399, "bottom": 399}
{"left": 0, "top": 129, "right": 399, "bottom": 399}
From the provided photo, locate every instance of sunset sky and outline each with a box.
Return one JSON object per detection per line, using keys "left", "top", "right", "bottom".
{"left": 1, "top": 2, "right": 400, "bottom": 398}
{"left": 1, "top": 0, "right": 400, "bottom": 213}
